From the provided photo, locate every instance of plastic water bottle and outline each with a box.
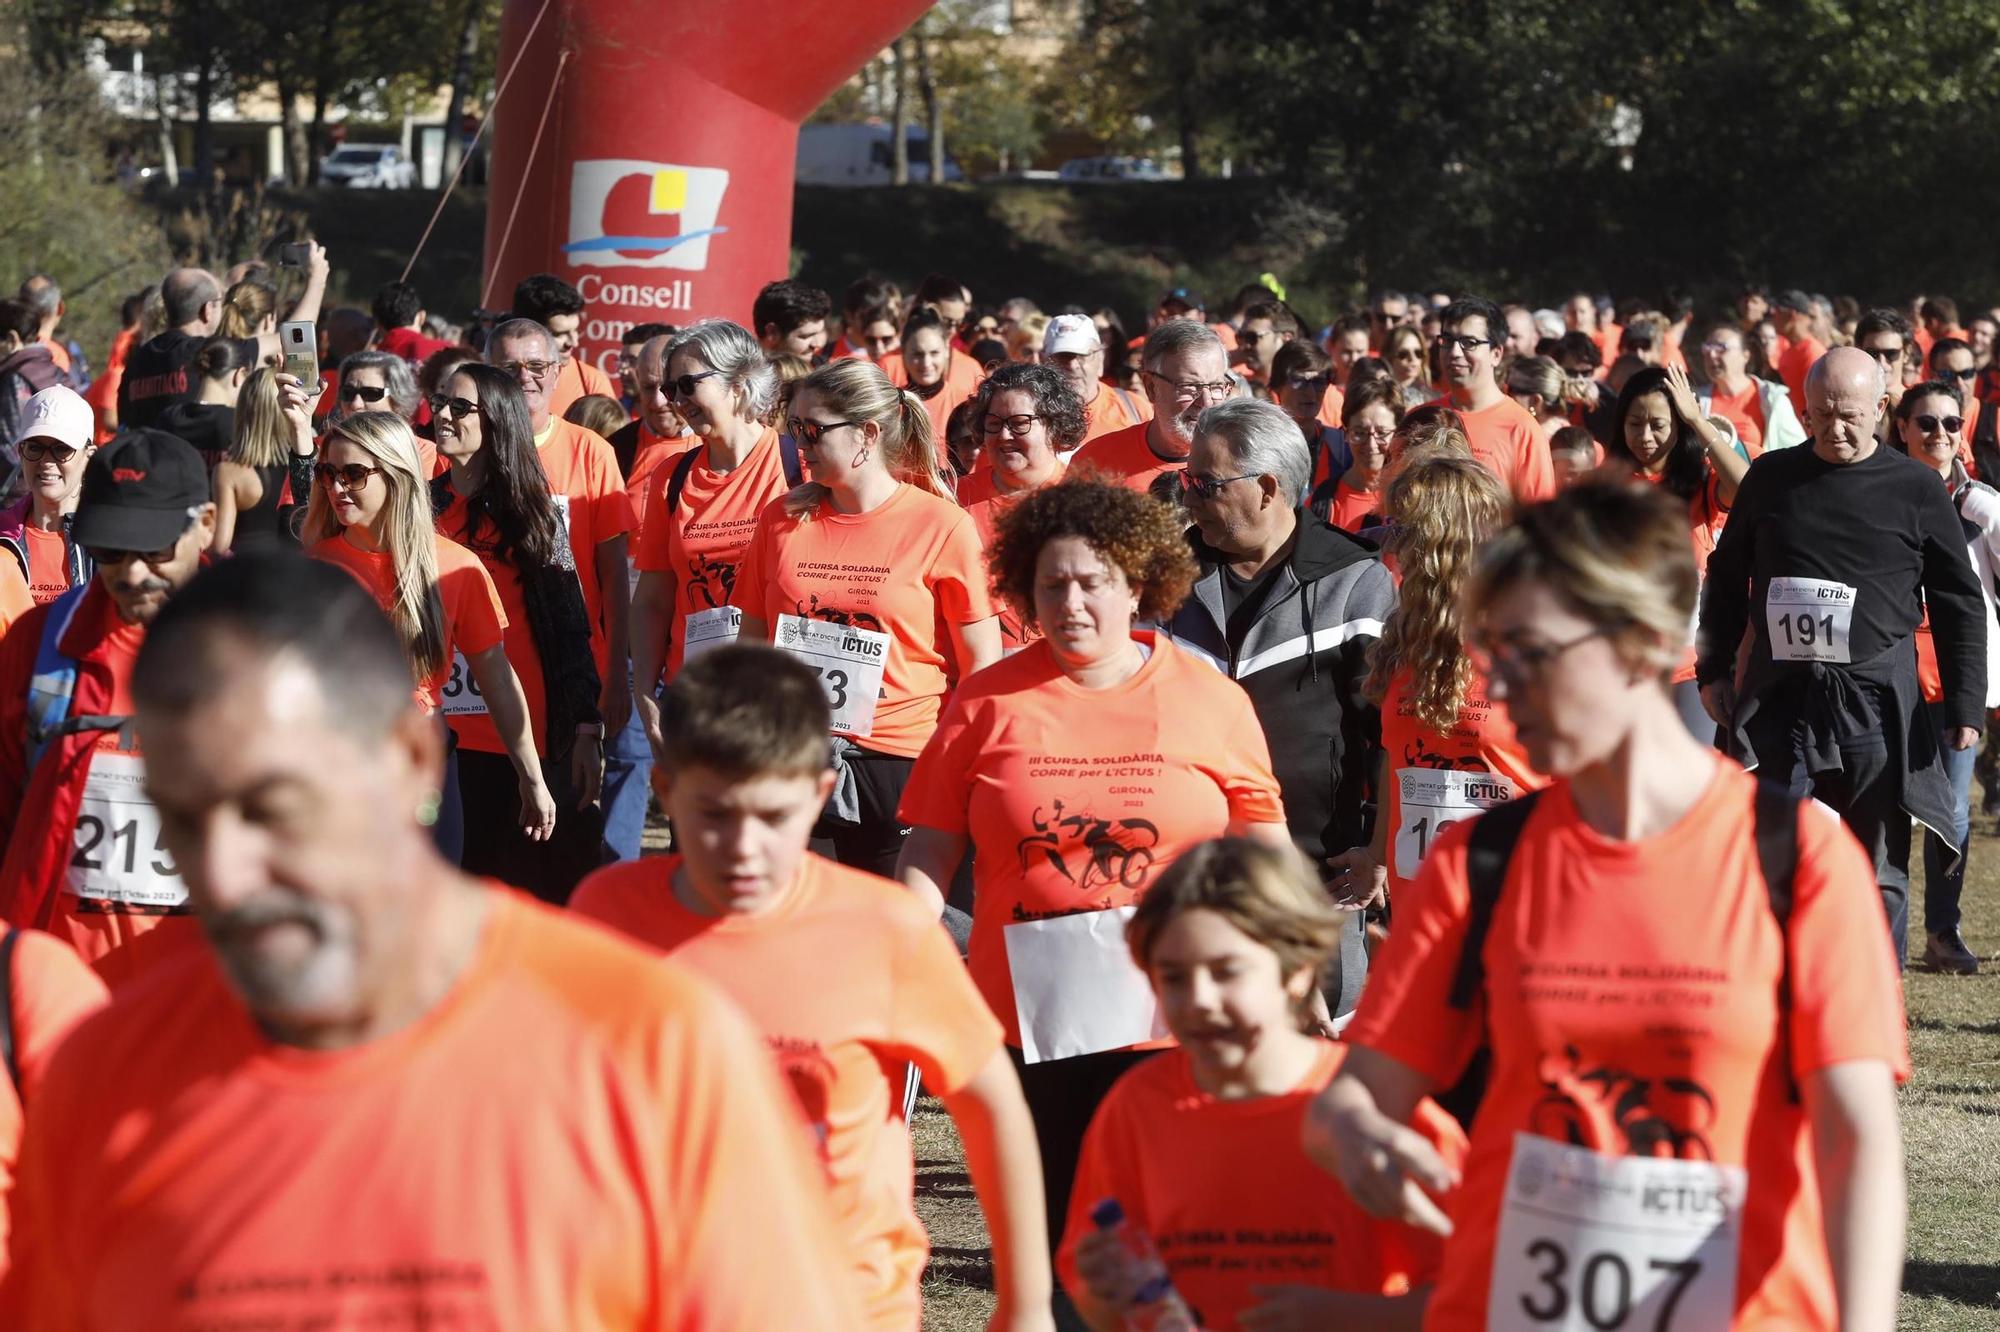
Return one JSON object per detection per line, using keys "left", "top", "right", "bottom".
{"left": 1090, "top": 1198, "right": 1199, "bottom": 1331}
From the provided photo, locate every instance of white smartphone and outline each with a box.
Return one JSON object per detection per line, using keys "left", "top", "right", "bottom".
{"left": 279, "top": 320, "right": 318, "bottom": 387}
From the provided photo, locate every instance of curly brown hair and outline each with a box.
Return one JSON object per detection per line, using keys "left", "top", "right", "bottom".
{"left": 989, "top": 479, "right": 1197, "bottom": 628}
{"left": 974, "top": 361, "right": 1088, "bottom": 452}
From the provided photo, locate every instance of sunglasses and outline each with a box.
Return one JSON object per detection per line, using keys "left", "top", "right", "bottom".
{"left": 21, "top": 440, "right": 80, "bottom": 464}
{"left": 1937, "top": 367, "right": 1978, "bottom": 383}
{"left": 86, "top": 529, "right": 188, "bottom": 569}
{"left": 1285, "top": 374, "right": 1330, "bottom": 392}
{"left": 341, "top": 384, "right": 388, "bottom": 403}
{"left": 1178, "top": 470, "right": 1254, "bottom": 500}
{"left": 1915, "top": 414, "right": 1965, "bottom": 434}
{"left": 670, "top": 370, "right": 720, "bottom": 399}
{"left": 1860, "top": 345, "right": 1903, "bottom": 362}
{"left": 429, "top": 394, "right": 479, "bottom": 419}
{"left": 498, "top": 359, "right": 555, "bottom": 382}
{"left": 315, "top": 462, "right": 383, "bottom": 491}
{"left": 787, "top": 417, "right": 861, "bottom": 446}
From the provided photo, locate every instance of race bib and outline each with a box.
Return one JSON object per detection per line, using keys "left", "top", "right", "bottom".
{"left": 774, "top": 613, "right": 889, "bottom": 738}
{"left": 68, "top": 751, "right": 187, "bottom": 913}
{"left": 1764, "top": 576, "right": 1855, "bottom": 664}
{"left": 440, "top": 650, "right": 489, "bottom": 716}
{"left": 1488, "top": 1133, "right": 1745, "bottom": 1332}
{"left": 682, "top": 605, "right": 742, "bottom": 664}
{"left": 1394, "top": 768, "right": 1518, "bottom": 878}
{"left": 1004, "top": 906, "right": 1168, "bottom": 1064}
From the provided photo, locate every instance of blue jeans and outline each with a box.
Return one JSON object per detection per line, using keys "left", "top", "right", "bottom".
{"left": 599, "top": 688, "right": 652, "bottom": 863}
{"left": 1924, "top": 700, "right": 1975, "bottom": 935}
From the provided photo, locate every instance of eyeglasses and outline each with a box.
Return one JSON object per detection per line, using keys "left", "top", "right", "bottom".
{"left": 498, "top": 359, "right": 555, "bottom": 382}
{"left": 429, "top": 394, "right": 478, "bottom": 419}
{"left": 21, "top": 440, "right": 79, "bottom": 464}
{"left": 982, "top": 413, "right": 1041, "bottom": 437}
{"left": 1144, "top": 371, "right": 1232, "bottom": 402}
{"left": 787, "top": 417, "right": 861, "bottom": 447}
{"left": 314, "top": 462, "right": 383, "bottom": 492}
{"left": 670, "top": 370, "right": 720, "bottom": 399}
{"left": 86, "top": 529, "right": 189, "bottom": 569}
{"left": 1860, "top": 344, "right": 1904, "bottom": 363}
{"left": 1937, "top": 366, "right": 1978, "bottom": 383}
{"left": 1349, "top": 424, "right": 1397, "bottom": 442}
{"left": 1468, "top": 627, "right": 1613, "bottom": 681}
{"left": 1178, "top": 470, "right": 1255, "bottom": 500}
{"left": 1699, "top": 341, "right": 1738, "bottom": 354}
{"left": 1915, "top": 414, "right": 1965, "bottom": 435}
{"left": 1285, "top": 374, "right": 1330, "bottom": 392}
{"left": 340, "top": 383, "right": 388, "bottom": 403}
{"left": 1434, "top": 333, "right": 1495, "bottom": 353}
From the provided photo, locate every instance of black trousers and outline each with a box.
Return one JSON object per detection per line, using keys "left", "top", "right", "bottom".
{"left": 457, "top": 749, "right": 606, "bottom": 906}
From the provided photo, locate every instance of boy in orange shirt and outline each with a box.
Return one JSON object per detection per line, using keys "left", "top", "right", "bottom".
{"left": 571, "top": 645, "right": 1054, "bottom": 1332}
{"left": 1060, "top": 838, "right": 1462, "bottom": 1331}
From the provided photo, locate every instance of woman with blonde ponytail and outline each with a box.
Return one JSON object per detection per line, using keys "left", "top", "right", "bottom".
{"left": 305, "top": 411, "right": 556, "bottom": 859}
{"left": 733, "top": 357, "right": 1002, "bottom": 874}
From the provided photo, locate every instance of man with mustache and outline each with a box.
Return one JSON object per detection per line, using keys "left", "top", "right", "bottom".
{"left": 0, "top": 555, "right": 862, "bottom": 1329}
{"left": 1067, "top": 319, "right": 1230, "bottom": 496}
{"left": 0, "top": 428, "right": 216, "bottom": 987}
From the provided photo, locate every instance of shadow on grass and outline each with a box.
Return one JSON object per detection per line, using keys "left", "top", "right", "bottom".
{"left": 1909, "top": 1014, "right": 2000, "bottom": 1037}
{"left": 1904, "top": 1261, "right": 2000, "bottom": 1308}
{"left": 925, "top": 1244, "right": 996, "bottom": 1288}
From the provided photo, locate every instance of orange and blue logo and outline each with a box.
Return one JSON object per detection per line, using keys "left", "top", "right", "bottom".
{"left": 563, "top": 160, "right": 729, "bottom": 270}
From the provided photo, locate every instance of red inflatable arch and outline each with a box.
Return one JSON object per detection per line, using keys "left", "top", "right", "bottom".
{"left": 482, "top": 0, "right": 931, "bottom": 375}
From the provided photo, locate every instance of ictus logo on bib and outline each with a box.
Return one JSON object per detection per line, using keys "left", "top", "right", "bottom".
{"left": 562, "top": 160, "right": 730, "bottom": 270}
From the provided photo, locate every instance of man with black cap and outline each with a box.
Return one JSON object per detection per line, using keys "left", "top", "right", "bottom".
{"left": 0, "top": 429, "right": 215, "bottom": 987}
{"left": 1773, "top": 288, "right": 1828, "bottom": 421}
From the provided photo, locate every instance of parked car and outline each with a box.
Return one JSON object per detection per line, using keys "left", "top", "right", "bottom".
{"left": 1057, "top": 155, "right": 1168, "bottom": 183}
{"left": 319, "top": 144, "right": 416, "bottom": 189}
{"left": 797, "top": 124, "right": 965, "bottom": 186}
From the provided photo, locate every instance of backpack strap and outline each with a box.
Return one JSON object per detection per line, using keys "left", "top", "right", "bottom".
{"left": 779, "top": 432, "right": 804, "bottom": 488}
{"left": 1750, "top": 779, "right": 1802, "bottom": 1103}
{"left": 1447, "top": 790, "right": 1545, "bottom": 1011}
{"left": 1110, "top": 386, "right": 1141, "bottom": 423}
{"left": 662, "top": 447, "right": 704, "bottom": 515}
{"left": 0, "top": 927, "right": 18, "bottom": 1096}
{"left": 25, "top": 586, "right": 91, "bottom": 772}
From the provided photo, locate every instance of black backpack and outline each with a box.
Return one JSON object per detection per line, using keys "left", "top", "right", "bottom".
{"left": 1434, "top": 781, "right": 1802, "bottom": 1128}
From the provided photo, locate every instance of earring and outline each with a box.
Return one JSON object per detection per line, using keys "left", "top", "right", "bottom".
{"left": 416, "top": 791, "right": 442, "bottom": 827}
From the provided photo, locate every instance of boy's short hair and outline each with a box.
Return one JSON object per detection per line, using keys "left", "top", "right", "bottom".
{"left": 661, "top": 645, "right": 831, "bottom": 779}
{"left": 1125, "top": 838, "right": 1342, "bottom": 984}
{"left": 1549, "top": 425, "right": 1597, "bottom": 457}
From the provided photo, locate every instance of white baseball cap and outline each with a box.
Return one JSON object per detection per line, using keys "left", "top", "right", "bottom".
{"left": 15, "top": 384, "right": 93, "bottom": 451}
{"left": 1043, "top": 314, "right": 1102, "bottom": 358}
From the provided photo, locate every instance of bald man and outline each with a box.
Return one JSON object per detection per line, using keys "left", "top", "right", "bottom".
{"left": 1698, "top": 345, "right": 1986, "bottom": 972}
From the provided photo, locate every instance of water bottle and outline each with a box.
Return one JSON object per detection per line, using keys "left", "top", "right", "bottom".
{"left": 1090, "top": 1198, "right": 1199, "bottom": 1331}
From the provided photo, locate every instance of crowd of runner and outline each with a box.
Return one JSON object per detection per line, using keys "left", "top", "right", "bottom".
{"left": 0, "top": 255, "right": 1969, "bottom": 1329}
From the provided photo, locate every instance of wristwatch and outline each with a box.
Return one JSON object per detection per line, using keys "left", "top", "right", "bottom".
{"left": 576, "top": 722, "right": 605, "bottom": 738}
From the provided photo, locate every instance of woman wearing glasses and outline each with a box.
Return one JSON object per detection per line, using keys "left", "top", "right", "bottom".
{"left": 431, "top": 364, "right": 605, "bottom": 899}
{"left": 1312, "top": 378, "right": 1404, "bottom": 534}
{"left": 305, "top": 409, "right": 556, "bottom": 864}
{"left": 0, "top": 385, "right": 95, "bottom": 605}
{"left": 334, "top": 350, "right": 429, "bottom": 472}
{"left": 956, "top": 363, "right": 1084, "bottom": 650}
{"left": 1309, "top": 480, "right": 1908, "bottom": 1332}
{"left": 212, "top": 369, "right": 315, "bottom": 555}
{"left": 1383, "top": 325, "right": 1433, "bottom": 411}
{"left": 732, "top": 358, "right": 1001, "bottom": 876}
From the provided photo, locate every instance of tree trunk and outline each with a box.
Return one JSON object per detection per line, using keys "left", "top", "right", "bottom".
{"left": 890, "top": 37, "right": 909, "bottom": 186}
{"left": 914, "top": 25, "right": 943, "bottom": 185}
{"left": 441, "top": 0, "right": 481, "bottom": 180}
{"left": 306, "top": 1, "right": 339, "bottom": 185}
{"left": 194, "top": 56, "right": 215, "bottom": 187}
{"left": 277, "top": 71, "right": 309, "bottom": 185}
{"left": 1176, "top": 85, "right": 1201, "bottom": 181}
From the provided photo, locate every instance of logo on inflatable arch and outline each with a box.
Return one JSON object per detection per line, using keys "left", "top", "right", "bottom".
{"left": 562, "top": 160, "right": 730, "bottom": 270}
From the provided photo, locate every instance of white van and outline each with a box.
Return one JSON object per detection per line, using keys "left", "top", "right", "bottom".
{"left": 796, "top": 124, "right": 965, "bottom": 186}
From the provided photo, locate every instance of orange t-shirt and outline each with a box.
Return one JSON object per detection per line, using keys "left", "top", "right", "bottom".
{"left": 1080, "top": 382, "right": 1152, "bottom": 443}
{"left": 20, "top": 527, "right": 69, "bottom": 606}
{"left": 535, "top": 417, "right": 637, "bottom": 679}
{"left": 882, "top": 347, "right": 984, "bottom": 443}
{"left": 1344, "top": 762, "right": 1909, "bottom": 1331}
{"left": 957, "top": 463, "right": 1064, "bottom": 652}
{"left": 634, "top": 429, "right": 790, "bottom": 679}
{"left": 1316, "top": 385, "right": 1347, "bottom": 428}
{"left": 1708, "top": 382, "right": 1766, "bottom": 454}
{"left": 1631, "top": 468, "right": 1730, "bottom": 683}
{"left": 731, "top": 484, "right": 996, "bottom": 759}
{"left": 435, "top": 494, "right": 550, "bottom": 756}
{"left": 570, "top": 853, "right": 1004, "bottom": 1330}
{"left": 1378, "top": 665, "right": 1547, "bottom": 894}
{"left": 624, "top": 428, "right": 699, "bottom": 538}
{"left": 1778, "top": 335, "right": 1828, "bottom": 420}
{"left": 0, "top": 929, "right": 108, "bottom": 1278}
{"left": 308, "top": 532, "right": 507, "bottom": 713}
{"left": 0, "top": 889, "right": 863, "bottom": 1330}
{"left": 545, "top": 355, "right": 619, "bottom": 422}
{"left": 1325, "top": 477, "right": 1380, "bottom": 534}
{"left": 898, "top": 634, "right": 1285, "bottom": 1047}
{"left": 1068, "top": 420, "right": 1189, "bottom": 496}
{"left": 0, "top": 557, "right": 32, "bottom": 635}
{"left": 1443, "top": 394, "right": 1555, "bottom": 502}
{"left": 1058, "top": 1043, "right": 1464, "bottom": 1329}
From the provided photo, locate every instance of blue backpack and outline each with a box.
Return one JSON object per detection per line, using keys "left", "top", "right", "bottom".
{"left": 25, "top": 586, "right": 127, "bottom": 772}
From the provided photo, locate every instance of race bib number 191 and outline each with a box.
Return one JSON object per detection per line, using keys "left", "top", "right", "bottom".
{"left": 1488, "top": 1133, "right": 1745, "bottom": 1331}
{"left": 774, "top": 613, "right": 889, "bottom": 738}
{"left": 1765, "top": 576, "right": 1855, "bottom": 664}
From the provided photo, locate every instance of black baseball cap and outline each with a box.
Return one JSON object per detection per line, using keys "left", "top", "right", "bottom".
{"left": 1774, "top": 289, "right": 1813, "bottom": 314}
{"left": 73, "top": 430, "right": 212, "bottom": 553}
{"left": 1159, "top": 287, "right": 1204, "bottom": 312}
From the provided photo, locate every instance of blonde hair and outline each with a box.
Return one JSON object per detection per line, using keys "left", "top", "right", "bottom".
{"left": 784, "top": 358, "right": 950, "bottom": 517}
{"left": 563, "top": 393, "right": 628, "bottom": 441}
{"left": 302, "top": 413, "right": 447, "bottom": 684}
{"left": 1464, "top": 476, "right": 1697, "bottom": 678}
{"left": 1008, "top": 314, "right": 1050, "bottom": 361}
{"left": 229, "top": 368, "right": 293, "bottom": 470}
{"left": 216, "top": 279, "right": 275, "bottom": 339}
{"left": 1366, "top": 455, "right": 1512, "bottom": 729}
{"left": 1126, "top": 838, "right": 1342, "bottom": 992}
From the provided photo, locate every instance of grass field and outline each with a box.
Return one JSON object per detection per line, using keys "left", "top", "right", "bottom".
{"left": 911, "top": 826, "right": 2000, "bottom": 1329}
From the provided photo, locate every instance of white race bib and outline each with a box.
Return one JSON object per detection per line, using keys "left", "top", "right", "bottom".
{"left": 440, "top": 650, "right": 489, "bottom": 716}
{"left": 774, "top": 613, "right": 889, "bottom": 738}
{"left": 1488, "top": 1133, "right": 1745, "bottom": 1332}
{"left": 1003, "top": 906, "right": 1168, "bottom": 1064}
{"left": 682, "top": 605, "right": 742, "bottom": 664}
{"left": 1394, "top": 768, "right": 1518, "bottom": 878}
{"left": 68, "top": 751, "right": 186, "bottom": 912}
{"left": 1764, "top": 576, "right": 1855, "bottom": 664}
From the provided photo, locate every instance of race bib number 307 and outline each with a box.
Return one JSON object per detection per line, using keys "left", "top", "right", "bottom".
{"left": 1765, "top": 576, "right": 1855, "bottom": 664}
{"left": 1488, "top": 1133, "right": 1745, "bottom": 1331}
{"left": 69, "top": 752, "right": 187, "bottom": 913}
{"left": 774, "top": 614, "right": 889, "bottom": 738}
